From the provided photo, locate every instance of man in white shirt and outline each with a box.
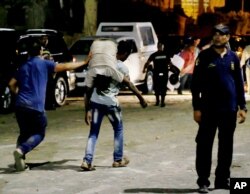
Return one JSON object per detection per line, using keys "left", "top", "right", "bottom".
{"left": 81, "top": 40, "right": 147, "bottom": 171}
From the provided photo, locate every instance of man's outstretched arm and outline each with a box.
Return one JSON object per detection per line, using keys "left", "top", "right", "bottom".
{"left": 122, "top": 77, "right": 147, "bottom": 108}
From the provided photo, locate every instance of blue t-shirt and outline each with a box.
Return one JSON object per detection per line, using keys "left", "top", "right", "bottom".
{"left": 15, "top": 56, "right": 56, "bottom": 112}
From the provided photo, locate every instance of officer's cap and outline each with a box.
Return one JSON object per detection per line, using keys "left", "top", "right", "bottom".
{"left": 213, "top": 24, "right": 230, "bottom": 35}
{"left": 183, "top": 37, "right": 193, "bottom": 45}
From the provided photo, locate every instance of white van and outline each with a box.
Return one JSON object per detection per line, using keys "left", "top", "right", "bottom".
{"left": 96, "top": 22, "right": 158, "bottom": 93}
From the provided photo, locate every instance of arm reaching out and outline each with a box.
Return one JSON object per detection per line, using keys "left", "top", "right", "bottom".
{"left": 122, "top": 77, "right": 147, "bottom": 108}
{"left": 55, "top": 52, "right": 92, "bottom": 72}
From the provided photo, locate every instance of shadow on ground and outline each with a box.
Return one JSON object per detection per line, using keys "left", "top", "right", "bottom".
{"left": 0, "top": 159, "right": 79, "bottom": 174}
{"left": 124, "top": 188, "right": 198, "bottom": 193}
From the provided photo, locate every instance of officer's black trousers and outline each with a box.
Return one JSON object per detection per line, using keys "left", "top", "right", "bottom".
{"left": 153, "top": 75, "right": 168, "bottom": 96}
{"left": 195, "top": 110, "right": 237, "bottom": 187}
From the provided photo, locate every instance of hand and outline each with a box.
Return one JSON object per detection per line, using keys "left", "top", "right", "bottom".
{"left": 238, "top": 109, "right": 247, "bottom": 124}
{"left": 85, "top": 110, "right": 92, "bottom": 125}
{"left": 142, "top": 62, "right": 149, "bottom": 73}
{"left": 140, "top": 98, "right": 148, "bottom": 108}
{"left": 193, "top": 110, "right": 201, "bottom": 123}
{"left": 84, "top": 52, "right": 92, "bottom": 64}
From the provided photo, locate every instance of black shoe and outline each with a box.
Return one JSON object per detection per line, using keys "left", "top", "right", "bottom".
{"left": 215, "top": 179, "right": 230, "bottom": 190}
{"left": 160, "top": 103, "right": 165, "bottom": 107}
{"left": 198, "top": 185, "right": 209, "bottom": 193}
{"left": 177, "top": 90, "right": 182, "bottom": 95}
{"left": 155, "top": 102, "right": 159, "bottom": 106}
{"left": 214, "top": 184, "right": 230, "bottom": 190}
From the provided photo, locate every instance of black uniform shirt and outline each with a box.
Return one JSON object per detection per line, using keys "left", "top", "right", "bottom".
{"left": 148, "top": 51, "right": 169, "bottom": 75}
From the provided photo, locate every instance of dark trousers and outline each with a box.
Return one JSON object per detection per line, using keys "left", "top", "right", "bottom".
{"left": 178, "top": 73, "right": 192, "bottom": 94}
{"left": 195, "top": 110, "right": 237, "bottom": 187}
{"left": 15, "top": 107, "right": 47, "bottom": 155}
{"left": 153, "top": 74, "right": 168, "bottom": 104}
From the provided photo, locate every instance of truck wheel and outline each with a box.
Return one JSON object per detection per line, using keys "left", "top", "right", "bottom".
{"left": 142, "top": 71, "right": 154, "bottom": 94}
{"left": 54, "top": 77, "right": 68, "bottom": 106}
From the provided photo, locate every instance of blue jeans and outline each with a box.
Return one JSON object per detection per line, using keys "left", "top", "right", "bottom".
{"left": 178, "top": 73, "right": 192, "bottom": 93}
{"left": 83, "top": 102, "right": 124, "bottom": 163}
{"left": 15, "top": 107, "right": 47, "bottom": 155}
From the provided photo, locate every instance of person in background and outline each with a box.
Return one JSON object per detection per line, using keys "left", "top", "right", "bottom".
{"left": 9, "top": 38, "right": 90, "bottom": 171}
{"left": 42, "top": 50, "right": 53, "bottom": 61}
{"left": 191, "top": 24, "right": 247, "bottom": 193}
{"left": 40, "top": 35, "right": 49, "bottom": 50}
{"left": 240, "top": 45, "right": 250, "bottom": 94}
{"left": 143, "top": 42, "right": 170, "bottom": 107}
{"left": 177, "top": 37, "right": 196, "bottom": 95}
{"left": 81, "top": 40, "right": 147, "bottom": 171}
{"left": 39, "top": 35, "right": 56, "bottom": 110}
{"left": 193, "top": 36, "right": 201, "bottom": 59}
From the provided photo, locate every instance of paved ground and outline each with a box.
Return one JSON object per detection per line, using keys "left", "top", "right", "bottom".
{"left": 0, "top": 92, "right": 250, "bottom": 194}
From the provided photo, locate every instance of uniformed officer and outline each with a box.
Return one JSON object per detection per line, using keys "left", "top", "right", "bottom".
{"left": 191, "top": 24, "right": 247, "bottom": 193}
{"left": 143, "top": 42, "right": 170, "bottom": 107}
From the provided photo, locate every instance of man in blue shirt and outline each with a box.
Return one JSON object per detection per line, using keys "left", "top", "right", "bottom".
{"left": 9, "top": 38, "right": 90, "bottom": 171}
{"left": 191, "top": 24, "right": 247, "bottom": 193}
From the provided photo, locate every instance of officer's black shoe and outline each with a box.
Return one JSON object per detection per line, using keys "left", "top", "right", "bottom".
{"left": 214, "top": 183, "right": 230, "bottom": 190}
{"left": 177, "top": 90, "right": 182, "bottom": 95}
{"left": 160, "top": 103, "right": 165, "bottom": 107}
{"left": 214, "top": 179, "right": 230, "bottom": 190}
{"left": 198, "top": 185, "right": 209, "bottom": 193}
